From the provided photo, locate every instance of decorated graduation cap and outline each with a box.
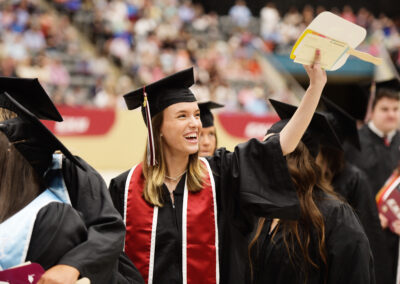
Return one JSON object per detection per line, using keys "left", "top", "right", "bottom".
{"left": 0, "top": 77, "right": 62, "bottom": 121}
{"left": 291, "top": 11, "right": 381, "bottom": 70}
{"left": 267, "top": 99, "right": 342, "bottom": 157}
{"left": 321, "top": 96, "right": 361, "bottom": 150}
{"left": 0, "top": 92, "right": 84, "bottom": 178}
{"left": 123, "top": 67, "right": 197, "bottom": 165}
{"left": 198, "top": 101, "right": 224, "bottom": 128}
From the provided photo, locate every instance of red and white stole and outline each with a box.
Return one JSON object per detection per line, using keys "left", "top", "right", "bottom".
{"left": 123, "top": 157, "right": 219, "bottom": 284}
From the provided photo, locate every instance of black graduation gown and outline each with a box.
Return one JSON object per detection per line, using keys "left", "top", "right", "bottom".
{"left": 344, "top": 125, "right": 400, "bottom": 196}
{"left": 42, "top": 155, "right": 129, "bottom": 284}
{"left": 332, "top": 163, "right": 386, "bottom": 282}
{"left": 109, "top": 135, "right": 300, "bottom": 284}
{"left": 26, "top": 202, "right": 88, "bottom": 269}
{"left": 345, "top": 125, "right": 400, "bottom": 284}
{"left": 249, "top": 194, "right": 375, "bottom": 284}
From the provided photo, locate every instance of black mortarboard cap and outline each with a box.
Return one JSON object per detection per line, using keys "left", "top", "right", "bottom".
{"left": 321, "top": 83, "right": 370, "bottom": 121}
{"left": 123, "top": 67, "right": 196, "bottom": 117}
{"left": 321, "top": 96, "right": 361, "bottom": 150}
{"left": 375, "top": 78, "right": 400, "bottom": 91}
{"left": 267, "top": 99, "right": 342, "bottom": 157}
{"left": 198, "top": 101, "right": 224, "bottom": 128}
{"left": 123, "top": 67, "right": 197, "bottom": 166}
{"left": 0, "top": 92, "right": 84, "bottom": 178}
{"left": 0, "top": 77, "right": 63, "bottom": 121}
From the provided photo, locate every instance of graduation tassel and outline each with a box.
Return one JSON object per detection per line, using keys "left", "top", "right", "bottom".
{"left": 143, "top": 87, "right": 157, "bottom": 166}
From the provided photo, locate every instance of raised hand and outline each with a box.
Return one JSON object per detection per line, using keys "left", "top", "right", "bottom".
{"left": 303, "top": 49, "right": 327, "bottom": 91}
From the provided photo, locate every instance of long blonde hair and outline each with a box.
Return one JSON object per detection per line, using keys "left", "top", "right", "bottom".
{"left": 142, "top": 112, "right": 206, "bottom": 207}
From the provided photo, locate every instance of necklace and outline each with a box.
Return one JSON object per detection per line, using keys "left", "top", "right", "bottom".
{"left": 165, "top": 170, "right": 187, "bottom": 182}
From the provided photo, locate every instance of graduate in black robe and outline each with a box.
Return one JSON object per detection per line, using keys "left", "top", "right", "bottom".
{"left": 110, "top": 135, "right": 298, "bottom": 284}
{"left": 0, "top": 79, "right": 136, "bottom": 283}
{"left": 198, "top": 101, "right": 223, "bottom": 157}
{"left": 344, "top": 82, "right": 400, "bottom": 284}
{"left": 0, "top": 93, "right": 88, "bottom": 277}
{"left": 248, "top": 100, "right": 374, "bottom": 284}
{"left": 318, "top": 96, "right": 386, "bottom": 282}
{"left": 110, "top": 51, "right": 327, "bottom": 284}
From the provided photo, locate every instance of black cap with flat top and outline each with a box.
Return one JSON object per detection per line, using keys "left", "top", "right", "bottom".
{"left": 375, "top": 78, "right": 400, "bottom": 91}
{"left": 0, "top": 77, "right": 62, "bottom": 121}
{"left": 267, "top": 99, "right": 342, "bottom": 157}
{"left": 123, "top": 67, "right": 197, "bottom": 119}
{"left": 321, "top": 96, "right": 361, "bottom": 150}
{"left": 198, "top": 101, "right": 224, "bottom": 128}
{"left": 0, "top": 92, "right": 84, "bottom": 178}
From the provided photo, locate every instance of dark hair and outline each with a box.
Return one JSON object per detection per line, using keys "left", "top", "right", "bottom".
{"left": 249, "top": 142, "right": 337, "bottom": 283}
{"left": 372, "top": 88, "right": 400, "bottom": 109}
{"left": 0, "top": 131, "right": 43, "bottom": 222}
{"left": 316, "top": 146, "right": 345, "bottom": 184}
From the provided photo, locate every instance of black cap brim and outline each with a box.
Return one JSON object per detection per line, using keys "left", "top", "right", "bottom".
{"left": 0, "top": 92, "right": 84, "bottom": 171}
{"left": 321, "top": 96, "right": 361, "bottom": 150}
{"left": 198, "top": 101, "right": 224, "bottom": 128}
{"left": 269, "top": 99, "right": 342, "bottom": 152}
{"left": 0, "top": 77, "right": 62, "bottom": 121}
{"left": 375, "top": 78, "right": 400, "bottom": 91}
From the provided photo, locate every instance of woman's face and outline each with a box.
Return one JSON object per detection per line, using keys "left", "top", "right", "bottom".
{"left": 199, "top": 126, "right": 216, "bottom": 157}
{"left": 161, "top": 102, "right": 201, "bottom": 157}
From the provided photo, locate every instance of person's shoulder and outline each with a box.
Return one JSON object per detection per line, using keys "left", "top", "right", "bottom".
{"left": 36, "top": 202, "right": 81, "bottom": 225}
{"left": 109, "top": 169, "right": 135, "bottom": 189}
{"left": 63, "top": 154, "right": 98, "bottom": 174}
{"left": 317, "top": 193, "right": 347, "bottom": 217}
{"left": 317, "top": 192, "right": 358, "bottom": 222}
{"left": 318, "top": 192, "right": 367, "bottom": 237}
{"left": 358, "top": 124, "right": 373, "bottom": 138}
{"left": 342, "top": 162, "right": 367, "bottom": 179}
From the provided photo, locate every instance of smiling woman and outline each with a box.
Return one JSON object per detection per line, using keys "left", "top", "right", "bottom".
{"left": 109, "top": 55, "right": 328, "bottom": 284}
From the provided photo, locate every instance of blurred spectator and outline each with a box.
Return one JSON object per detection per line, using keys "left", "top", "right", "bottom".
{"left": 260, "top": 3, "right": 280, "bottom": 42}
{"left": 229, "top": 0, "right": 252, "bottom": 28}
{"left": 342, "top": 5, "right": 357, "bottom": 23}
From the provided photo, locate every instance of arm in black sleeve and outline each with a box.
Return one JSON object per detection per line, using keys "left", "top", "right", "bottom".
{"left": 208, "top": 134, "right": 300, "bottom": 221}
{"left": 60, "top": 156, "right": 125, "bottom": 283}
{"left": 26, "top": 202, "right": 87, "bottom": 270}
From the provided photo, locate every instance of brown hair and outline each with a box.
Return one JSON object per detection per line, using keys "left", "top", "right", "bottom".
{"left": 372, "top": 88, "right": 400, "bottom": 109}
{"left": 142, "top": 112, "right": 206, "bottom": 207}
{"left": 0, "top": 107, "right": 17, "bottom": 121}
{"left": 0, "top": 131, "right": 43, "bottom": 222}
{"left": 316, "top": 146, "right": 345, "bottom": 184}
{"left": 249, "top": 142, "right": 337, "bottom": 283}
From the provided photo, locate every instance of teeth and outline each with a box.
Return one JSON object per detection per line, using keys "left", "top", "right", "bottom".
{"left": 185, "top": 134, "right": 197, "bottom": 139}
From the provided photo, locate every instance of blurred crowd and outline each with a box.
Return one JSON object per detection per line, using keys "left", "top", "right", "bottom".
{"left": 1, "top": 0, "right": 399, "bottom": 113}
{"left": 0, "top": 0, "right": 130, "bottom": 108}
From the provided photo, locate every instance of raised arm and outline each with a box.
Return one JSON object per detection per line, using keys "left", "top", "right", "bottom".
{"left": 279, "top": 50, "right": 327, "bottom": 155}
